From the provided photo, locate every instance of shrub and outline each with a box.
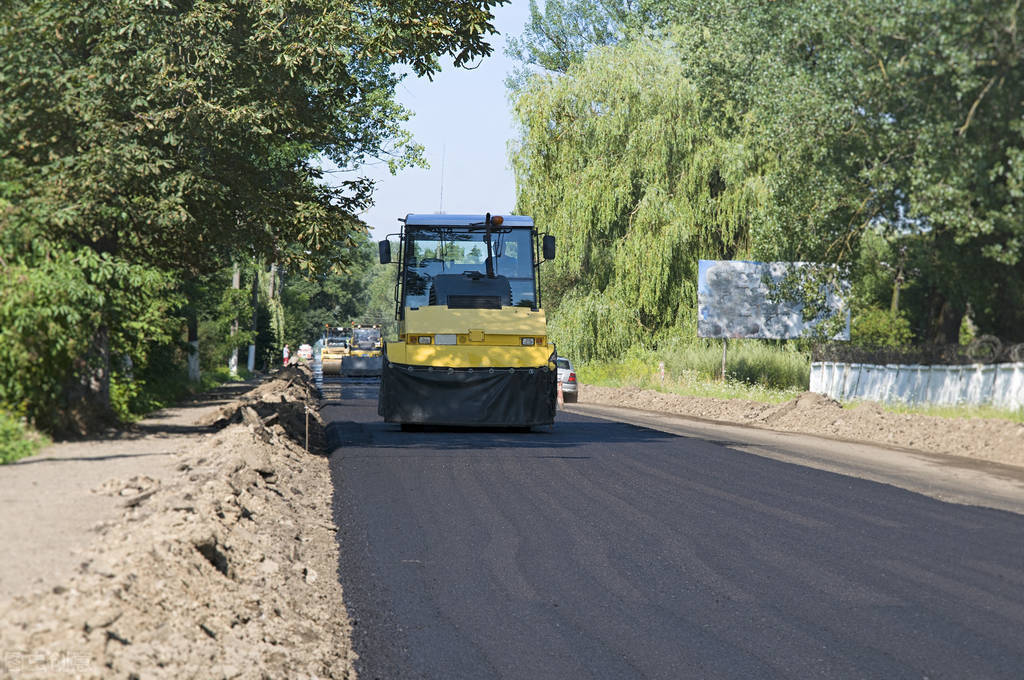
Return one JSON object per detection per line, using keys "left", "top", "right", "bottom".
{"left": 0, "top": 410, "right": 48, "bottom": 464}
{"left": 851, "top": 306, "right": 913, "bottom": 348}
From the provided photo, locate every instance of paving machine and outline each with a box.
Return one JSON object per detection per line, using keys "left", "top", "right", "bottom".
{"left": 341, "top": 324, "right": 384, "bottom": 377}
{"left": 320, "top": 326, "right": 351, "bottom": 375}
{"left": 377, "top": 213, "right": 557, "bottom": 428}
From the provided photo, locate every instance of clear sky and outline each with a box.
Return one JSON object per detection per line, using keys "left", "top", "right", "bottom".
{"left": 343, "top": 2, "right": 534, "bottom": 241}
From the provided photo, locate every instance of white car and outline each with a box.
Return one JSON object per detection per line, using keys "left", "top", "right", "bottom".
{"left": 555, "top": 357, "right": 579, "bottom": 403}
{"left": 297, "top": 344, "right": 313, "bottom": 361}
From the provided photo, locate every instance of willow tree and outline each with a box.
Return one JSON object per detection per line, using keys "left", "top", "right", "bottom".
{"left": 511, "top": 0, "right": 1024, "bottom": 346}
{"left": 511, "top": 39, "right": 771, "bottom": 360}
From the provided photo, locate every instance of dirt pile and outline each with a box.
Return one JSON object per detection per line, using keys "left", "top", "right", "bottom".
{"left": 0, "top": 368, "right": 353, "bottom": 680}
{"left": 580, "top": 385, "right": 1024, "bottom": 468}
{"left": 198, "top": 365, "right": 327, "bottom": 453}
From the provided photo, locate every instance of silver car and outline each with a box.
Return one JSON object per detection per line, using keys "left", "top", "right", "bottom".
{"left": 555, "top": 357, "right": 579, "bottom": 403}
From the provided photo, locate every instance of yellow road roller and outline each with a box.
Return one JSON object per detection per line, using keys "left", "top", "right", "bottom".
{"left": 341, "top": 324, "right": 384, "bottom": 377}
{"left": 320, "top": 326, "right": 351, "bottom": 376}
{"left": 376, "top": 213, "right": 557, "bottom": 428}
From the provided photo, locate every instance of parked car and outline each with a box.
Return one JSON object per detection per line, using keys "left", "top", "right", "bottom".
{"left": 555, "top": 356, "right": 579, "bottom": 403}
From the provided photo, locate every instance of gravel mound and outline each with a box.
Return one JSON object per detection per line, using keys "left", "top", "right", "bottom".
{"left": 580, "top": 385, "right": 1024, "bottom": 468}
{"left": 0, "top": 369, "right": 353, "bottom": 680}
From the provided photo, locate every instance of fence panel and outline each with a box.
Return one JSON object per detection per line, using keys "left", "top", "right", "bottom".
{"left": 811, "top": 361, "right": 1024, "bottom": 411}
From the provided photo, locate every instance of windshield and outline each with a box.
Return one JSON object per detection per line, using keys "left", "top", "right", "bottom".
{"left": 352, "top": 328, "right": 380, "bottom": 349}
{"left": 326, "top": 330, "right": 349, "bottom": 347}
{"left": 402, "top": 226, "right": 536, "bottom": 311}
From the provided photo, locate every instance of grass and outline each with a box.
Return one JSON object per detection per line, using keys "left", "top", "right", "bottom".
{"left": 577, "top": 340, "right": 811, "bottom": 404}
{"left": 578, "top": 356, "right": 805, "bottom": 404}
{"left": 869, "top": 401, "right": 1024, "bottom": 423}
{"left": 0, "top": 410, "right": 50, "bottom": 465}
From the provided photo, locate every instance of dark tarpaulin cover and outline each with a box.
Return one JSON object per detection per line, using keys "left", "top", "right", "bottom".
{"left": 341, "top": 355, "right": 383, "bottom": 377}
{"left": 378, "top": 356, "right": 557, "bottom": 427}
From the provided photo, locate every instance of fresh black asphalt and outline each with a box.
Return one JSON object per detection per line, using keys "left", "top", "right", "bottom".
{"left": 324, "top": 382, "right": 1024, "bottom": 680}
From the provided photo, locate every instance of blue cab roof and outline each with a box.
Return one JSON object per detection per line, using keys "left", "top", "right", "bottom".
{"left": 403, "top": 214, "right": 534, "bottom": 227}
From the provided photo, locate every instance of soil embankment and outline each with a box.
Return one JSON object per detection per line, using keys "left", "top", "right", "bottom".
{"left": 579, "top": 385, "right": 1024, "bottom": 468}
{"left": 0, "top": 367, "right": 354, "bottom": 679}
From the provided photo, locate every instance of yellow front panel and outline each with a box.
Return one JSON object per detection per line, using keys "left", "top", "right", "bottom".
{"left": 386, "top": 342, "right": 553, "bottom": 368}
{"left": 402, "top": 306, "right": 547, "bottom": 337}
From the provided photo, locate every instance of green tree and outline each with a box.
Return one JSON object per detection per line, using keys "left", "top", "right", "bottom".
{"left": 511, "top": 39, "right": 771, "bottom": 360}
{"left": 1, "top": 0, "right": 508, "bottom": 431}
{"left": 510, "top": 0, "right": 1024, "bottom": 347}
{"left": 280, "top": 237, "right": 376, "bottom": 347}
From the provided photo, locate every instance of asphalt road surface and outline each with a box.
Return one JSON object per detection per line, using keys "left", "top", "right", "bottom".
{"left": 324, "top": 382, "right": 1024, "bottom": 680}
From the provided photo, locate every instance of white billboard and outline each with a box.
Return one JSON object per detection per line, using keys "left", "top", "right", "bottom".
{"left": 697, "top": 260, "right": 850, "bottom": 340}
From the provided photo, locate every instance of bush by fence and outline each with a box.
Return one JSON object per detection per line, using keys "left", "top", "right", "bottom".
{"left": 814, "top": 336, "right": 1024, "bottom": 366}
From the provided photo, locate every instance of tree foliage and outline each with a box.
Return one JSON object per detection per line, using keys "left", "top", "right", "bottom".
{"left": 511, "top": 0, "right": 1024, "bottom": 357}
{"left": 280, "top": 237, "right": 377, "bottom": 346}
{"left": 512, "top": 39, "right": 770, "bottom": 359}
{"left": 0, "top": 0, "right": 507, "bottom": 432}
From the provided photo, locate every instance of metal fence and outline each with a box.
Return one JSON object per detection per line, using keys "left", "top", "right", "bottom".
{"left": 810, "top": 361, "right": 1024, "bottom": 412}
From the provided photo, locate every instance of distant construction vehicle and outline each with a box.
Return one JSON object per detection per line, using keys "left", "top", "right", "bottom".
{"left": 341, "top": 324, "right": 383, "bottom": 377}
{"left": 376, "top": 213, "right": 557, "bottom": 428}
{"left": 320, "top": 325, "right": 351, "bottom": 376}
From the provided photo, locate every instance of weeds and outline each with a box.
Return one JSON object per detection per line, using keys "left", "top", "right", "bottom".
{"left": 0, "top": 410, "right": 49, "bottom": 464}
{"left": 577, "top": 339, "right": 811, "bottom": 401}
{"left": 863, "top": 401, "right": 1024, "bottom": 423}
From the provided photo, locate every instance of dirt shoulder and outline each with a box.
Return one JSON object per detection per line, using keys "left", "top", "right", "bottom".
{"left": 0, "top": 384, "right": 253, "bottom": 599}
{"left": 0, "top": 367, "right": 353, "bottom": 679}
{"left": 577, "top": 385, "right": 1024, "bottom": 469}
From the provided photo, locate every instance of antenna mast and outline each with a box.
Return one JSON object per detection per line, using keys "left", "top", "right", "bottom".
{"left": 438, "top": 144, "right": 446, "bottom": 214}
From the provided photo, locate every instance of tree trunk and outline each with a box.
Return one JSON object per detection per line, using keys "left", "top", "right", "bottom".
{"left": 229, "top": 263, "right": 240, "bottom": 376}
{"left": 248, "top": 263, "right": 258, "bottom": 372}
{"left": 187, "top": 310, "right": 200, "bottom": 383}
{"left": 63, "top": 325, "right": 112, "bottom": 434}
{"left": 929, "top": 295, "right": 964, "bottom": 345}
{"left": 889, "top": 267, "right": 903, "bottom": 315}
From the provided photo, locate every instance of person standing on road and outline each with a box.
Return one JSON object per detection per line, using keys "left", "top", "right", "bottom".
{"left": 282, "top": 344, "right": 290, "bottom": 366}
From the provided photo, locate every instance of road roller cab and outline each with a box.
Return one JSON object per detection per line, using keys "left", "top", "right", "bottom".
{"left": 377, "top": 213, "right": 557, "bottom": 428}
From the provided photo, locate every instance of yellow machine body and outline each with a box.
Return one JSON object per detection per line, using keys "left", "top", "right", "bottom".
{"left": 386, "top": 306, "right": 553, "bottom": 369}
{"left": 320, "top": 328, "right": 351, "bottom": 376}
{"left": 377, "top": 213, "right": 557, "bottom": 428}
{"left": 341, "top": 325, "right": 384, "bottom": 376}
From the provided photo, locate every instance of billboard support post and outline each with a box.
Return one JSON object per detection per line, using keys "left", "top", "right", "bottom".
{"left": 721, "top": 338, "right": 728, "bottom": 381}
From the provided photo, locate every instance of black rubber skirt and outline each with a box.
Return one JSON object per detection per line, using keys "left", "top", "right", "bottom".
{"left": 378, "top": 358, "right": 557, "bottom": 427}
{"left": 342, "top": 355, "right": 383, "bottom": 377}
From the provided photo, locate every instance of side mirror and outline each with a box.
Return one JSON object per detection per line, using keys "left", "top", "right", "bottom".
{"left": 542, "top": 234, "right": 556, "bottom": 261}
{"left": 378, "top": 239, "right": 392, "bottom": 264}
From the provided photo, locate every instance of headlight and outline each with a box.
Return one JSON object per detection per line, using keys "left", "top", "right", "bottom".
{"left": 417, "top": 336, "right": 432, "bottom": 344}
{"left": 520, "top": 337, "right": 535, "bottom": 346}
